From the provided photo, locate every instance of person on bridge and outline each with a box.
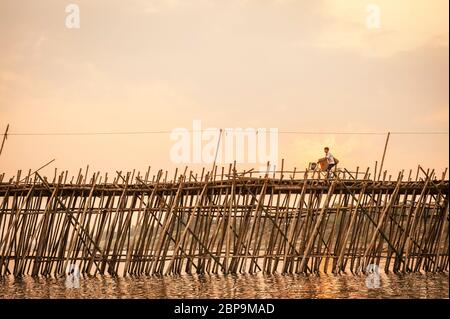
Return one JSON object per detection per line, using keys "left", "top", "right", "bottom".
{"left": 317, "top": 147, "right": 339, "bottom": 177}
{"left": 324, "top": 147, "right": 336, "bottom": 171}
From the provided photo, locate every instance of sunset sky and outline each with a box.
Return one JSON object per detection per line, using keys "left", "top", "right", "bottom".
{"left": 0, "top": 0, "right": 448, "bottom": 179}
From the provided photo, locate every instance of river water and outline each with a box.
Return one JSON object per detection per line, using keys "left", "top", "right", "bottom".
{"left": 0, "top": 273, "right": 448, "bottom": 299}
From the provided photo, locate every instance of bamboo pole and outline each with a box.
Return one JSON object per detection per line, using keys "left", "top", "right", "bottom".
{"left": 378, "top": 132, "right": 391, "bottom": 181}
{"left": 0, "top": 124, "right": 9, "bottom": 158}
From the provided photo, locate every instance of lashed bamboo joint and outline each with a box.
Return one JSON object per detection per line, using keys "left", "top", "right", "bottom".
{"left": 0, "top": 165, "right": 448, "bottom": 277}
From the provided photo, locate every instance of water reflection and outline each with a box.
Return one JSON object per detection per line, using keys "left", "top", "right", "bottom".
{"left": 0, "top": 273, "right": 448, "bottom": 299}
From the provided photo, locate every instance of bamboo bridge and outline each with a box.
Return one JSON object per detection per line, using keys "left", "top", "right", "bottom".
{"left": 0, "top": 165, "right": 448, "bottom": 277}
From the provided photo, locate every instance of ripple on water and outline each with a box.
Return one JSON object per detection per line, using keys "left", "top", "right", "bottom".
{"left": 0, "top": 273, "right": 448, "bottom": 299}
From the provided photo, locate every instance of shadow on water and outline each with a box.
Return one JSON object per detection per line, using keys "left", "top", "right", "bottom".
{"left": 0, "top": 273, "right": 448, "bottom": 299}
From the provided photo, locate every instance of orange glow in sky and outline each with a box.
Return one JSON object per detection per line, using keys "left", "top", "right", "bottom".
{"left": 0, "top": 0, "right": 448, "bottom": 178}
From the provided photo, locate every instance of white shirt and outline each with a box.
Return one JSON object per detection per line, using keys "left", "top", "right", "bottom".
{"left": 325, "top": 152, "right": 335, "bottom": 165}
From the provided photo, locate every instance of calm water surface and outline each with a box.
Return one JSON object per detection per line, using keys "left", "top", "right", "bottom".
{"left": 0, "top": 273, "right": 448, "bottom": 299}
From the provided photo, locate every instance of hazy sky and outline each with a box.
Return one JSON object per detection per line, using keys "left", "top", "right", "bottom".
{"left": 0, "top": 0, "right": 448, "bottom": 179}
